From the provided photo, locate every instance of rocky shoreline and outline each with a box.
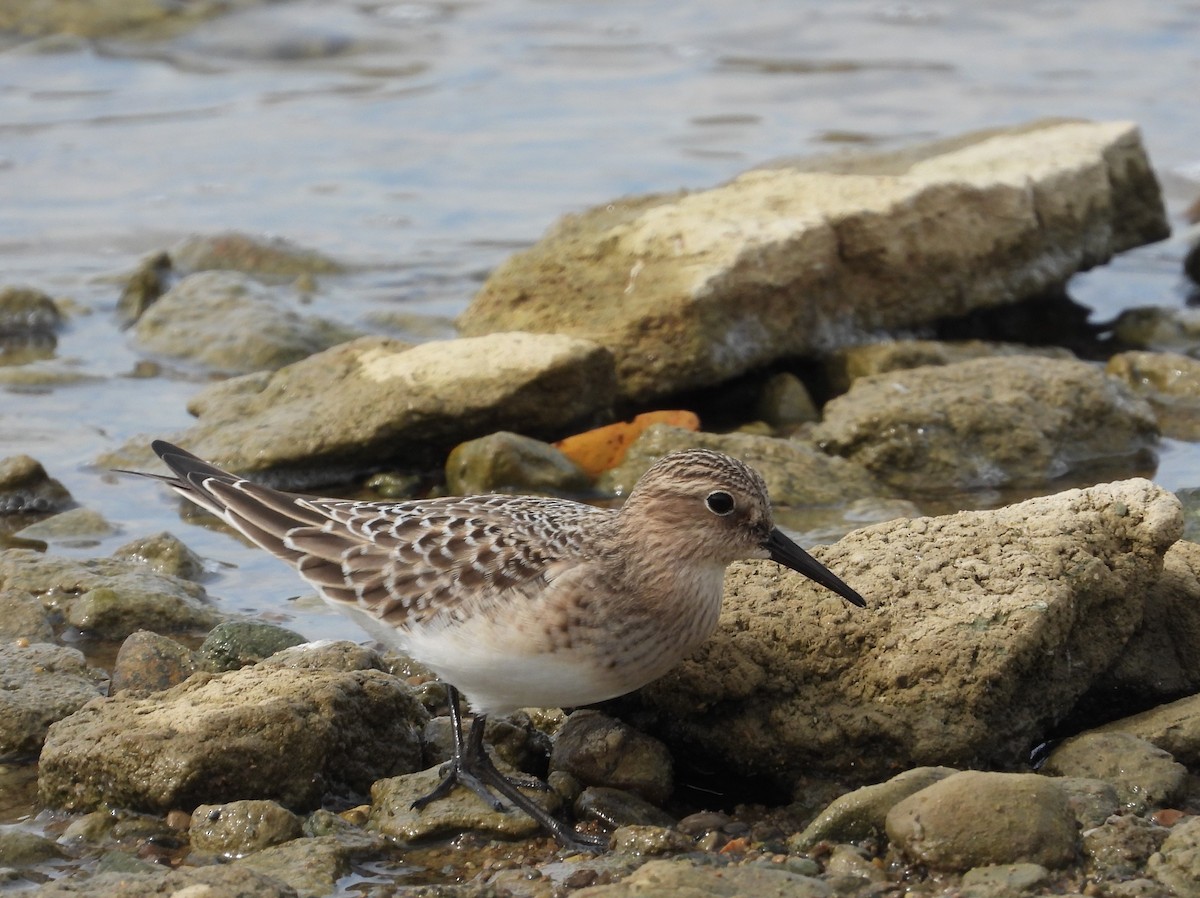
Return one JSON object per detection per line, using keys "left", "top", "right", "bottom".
{"left": 2, "top": 121, "right": 1200, "bottom": 896}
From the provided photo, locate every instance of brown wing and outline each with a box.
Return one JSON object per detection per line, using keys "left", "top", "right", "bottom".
{"left": 150, "top": 441, "right": 611, "bottom": 629}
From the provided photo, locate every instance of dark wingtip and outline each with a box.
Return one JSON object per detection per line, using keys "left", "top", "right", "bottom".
{"left": 766, "top": 528, "right": 866, "bottom": 608}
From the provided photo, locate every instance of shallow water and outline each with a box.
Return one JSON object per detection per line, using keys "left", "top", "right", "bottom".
{"left": 0, "top": 0, "right": 1198, "bottom": 836}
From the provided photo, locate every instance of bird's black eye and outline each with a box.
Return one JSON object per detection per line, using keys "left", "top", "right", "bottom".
{"left": 705, "top": 490, "right": 735, "bottom": 515}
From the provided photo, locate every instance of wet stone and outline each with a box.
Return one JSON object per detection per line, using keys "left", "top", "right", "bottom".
{"left": 234, "top": 831, "right": 389, "bottom": 898}
{"left": 607, "top": 825, "right": 693, "bottom": 856}
{"left": 1145, "top": 815, "right": 1200, "bottom": 895}
{"left": 199, "top": 620, "right": 308, "bottom": 672}
{"left": 424, "top": 715, "right": 535, "bottom": 771}
{"left": 110, "top": 532, "right": 206, "bottom": 581}
{"left": 0, "top": 642, "right": 106, "bottom": 757}
{"left": 1042, "top": 733, "right": 1188, "bottom": 812}
{"left": 961, "top": 862, "right": 1051, "bottom": 892}
{"left": 110, "top": 630, "right": 198, "bottom": 695}
{"left": 0, "top": 286, "right": 61, "bottom": 336}
{"left": 16, "top": 508, "right": 115, "bottom": 542}
{"left": 568, "top": 857, "right": 832, "bottom": 898}
{"left": 170, "top": 231, "right": 345, "bottom": 280}
{"left": 1056, "top": 777, "right": 1123, "bottom": 830}
{"left": 369, "top": 765, "right": 560, "bottom": 842}
{"left": 0, "top": 455, "right": 73, "bottom": 516}
{"left": 0, "top": 590, "right": 54, "bottom": 643}
{"left": 190, "top": 800, "right": 303, "bottom": 857}
{"left": 0, "top": 827, "right": 66, "bottom": 866}
{"left": 574, "top": 786, "right": 675, "bottom": 830}
{"left": 1082, "top": 814, "right": 1168, "bottom": 879}
{"left": 25, "top": 864, "right": 297, "bottom": 897}
{"left": 550, "top": 710, "right": 673, "bottom": 805}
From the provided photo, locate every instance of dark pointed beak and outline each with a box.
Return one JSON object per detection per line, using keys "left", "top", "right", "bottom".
{"left": 766, "top": 528, "right": 865, "bottom": 607}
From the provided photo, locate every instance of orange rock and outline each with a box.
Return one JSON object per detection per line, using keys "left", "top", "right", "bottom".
{"left": 554, "top": 410, "right": 700, "bottom": 477}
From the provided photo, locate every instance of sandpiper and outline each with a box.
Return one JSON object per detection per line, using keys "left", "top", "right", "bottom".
{"left": 142, "top": 440, "right": 865, "bottom": 850}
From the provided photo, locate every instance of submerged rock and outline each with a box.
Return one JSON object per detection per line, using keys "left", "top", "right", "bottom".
{"left": 632, "top": 478, "right": 1183, "bottom": 782}
{"left": 813, "top": 356, "right": 1158, "bottom": 492}
{"left": 461, "top": 120, "right": 1167, "bottom": 402}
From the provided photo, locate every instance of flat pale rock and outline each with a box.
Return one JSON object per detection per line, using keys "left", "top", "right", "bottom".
{"left": 461, "top": 120, "right": 1167, "bottom": 402}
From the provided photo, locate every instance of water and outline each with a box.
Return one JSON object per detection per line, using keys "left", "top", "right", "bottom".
{"left": 0, "top": 0, "right": 1197, "bottom": 834}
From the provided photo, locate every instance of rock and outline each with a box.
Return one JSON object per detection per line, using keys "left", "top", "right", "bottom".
{"left": 38, "top": 658, "right": 427, "bottom": 813}
{"left": 755, "top": 372, "right": 819, "bottom": 428}
{"left": 607, "top": 825, "right": 693, "bottom": 855}
{"left": 631, "top": 479, "right": 1182, "bottom": 782}
{"left": 190, "top": 800, "right": 303, "bottom": 857}
{"left": 0, "top": 286, "right": 61, "bottom": 336}
{"left": 885, "top": 771, "right": 1078, "bottom": 871}
{"left": 0, "top": 827, "right": 66, "bottom": 866}
{"left": 574, "top": 787, "right": 675, "bottom": 829}
{"left": 0, "top": 455, "right": 73, "bottom": 516}
{"left": 598, "top": 424, "right": 889, "bottom": 507}
{"left": 1057, "top": 777, "right": 1123, "bottom": 830}
{"left": 1107, "top": 350, "right": 1200, "bottom": 439}
{"left": 0, "top": 548, "right": 221, "bottom": 641}
{"left": 369, "top": 765, "right": 560, "bottom": 841}
{"left": 1083, "top": 540, "right": 1200, "bottom": 705}
{"left": 445, "top": 432, "right": 592, "bottom": 495}
{"left": 132, "top": 271, "right": 357, "bottom": 375}
{"left": 1111, "top": 306, "right": 1200, "bottom": 355}
{"left": 1186, "top": 239, "right": 1200, "bottom": 285}
{"left": 0, "top": 591, "right": 54, "bottom": 643}
{"left": 199, "top": 621, "right": 309, "bottom": 672}
{"left": 0, "top": 0, "right": 234, "bottom": 41}
{"left": 1082, "top": 815, "right": 1169, "bottom": 879}
{"left": 110, "top": 630, "right": 199, "bottom": 695}
{"left": 1093, "top": 693, "right": 1200, "bottom": 768}
{"left": 550, "top": 711, "right": 673, "bottom": 805}
{"left": 16, "top": 508, "right": 115, "bottom": 542}
{"left": 570, "top": 858, "right": 831, "bottom": 898}
{"left": 110, "top": 532, "right": 206, "bottom": 581}
{"left": 1146, "top": 815, "right": 1200, "bottom": 895}
{"left": 1042, "top": 733, "right": 1188, "bottom": 812}
{"left": 813, "top": 356, "right": 1158, "bottom": 492}
{"left": 460, "top": 120, "right": 1167, "bottom": 402}
{"left": 423, "top": 715, "right": 536, "bottom": 771}
{"left": 24, "top": 864, "right": 297, "bottom": 897}
{"left": 170, "top": 232, "right": 345, "bottom": 280}
{"left": 116, "top": 251, "right": 171, "bottom": 326}
{"left": 0, "top": 643, "right": 106, "bottom": 756}
{"left": 824, "top": 339, "right": 1076, "bottom": 394}
{"left": 234, "top": 831, "right": 388, "bottom": 898}
{"left": 961, "top": 863, "right": 1051, "bottom": 892}
{"left": 103, "top": 333, "right": 617, "bottom": 488}
{"left": 790, "top": 766, "right": 958, "bottom": 849}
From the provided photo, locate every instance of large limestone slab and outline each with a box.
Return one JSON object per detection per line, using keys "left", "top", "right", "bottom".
{"left": 101, "top": 332, "right": 616, "bottom": 488}
{"left": 630, "top": 479, "right": 1182, "bottom": 783}
{"left": 460, "top": 120, "right": 1168, "bottom": 402}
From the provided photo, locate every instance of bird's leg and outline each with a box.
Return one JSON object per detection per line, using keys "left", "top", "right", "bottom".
{"left": 411, "top": 686, "right": 503, "bottom": 811}
{"left": 410, "top": 686, "right": 608, "bottom": 853}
